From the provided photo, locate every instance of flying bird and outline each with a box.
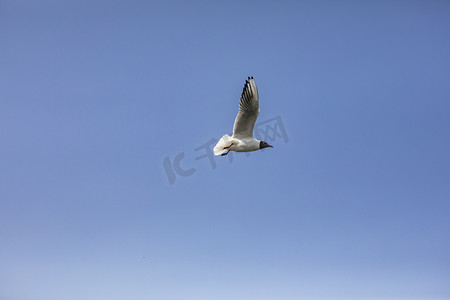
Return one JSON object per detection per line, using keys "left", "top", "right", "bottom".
{"left": 214, "top": 76, "right": 273, "bottom": 156}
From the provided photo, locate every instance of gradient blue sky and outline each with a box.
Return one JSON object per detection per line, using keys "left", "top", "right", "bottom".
{"left": 1, "top": 1, "right": 450, "bottom": 299}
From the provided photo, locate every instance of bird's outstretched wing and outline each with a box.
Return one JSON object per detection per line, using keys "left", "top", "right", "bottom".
{"left": 232, "top": 76, "right": 259, "bottom": 138}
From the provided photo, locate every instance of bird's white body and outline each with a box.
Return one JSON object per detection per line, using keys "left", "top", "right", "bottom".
{"left": 214, "top": 77, "right": 273, "bottom": 156}
{"left": 230, "top": 137, "right": 260, "bottom": 152}
{"left": 214, "top": 134, "right": 260, "bottom": 155}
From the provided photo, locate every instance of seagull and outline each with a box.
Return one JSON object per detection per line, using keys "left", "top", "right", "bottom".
{"left": 214, "top": 76, "right": 273, "bottom": 156}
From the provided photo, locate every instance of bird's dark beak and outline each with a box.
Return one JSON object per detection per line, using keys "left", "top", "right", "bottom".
{"left": 268, "top": 144, "right": 273, "bottom": 148}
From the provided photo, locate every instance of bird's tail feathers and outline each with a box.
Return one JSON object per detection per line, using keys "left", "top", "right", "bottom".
{"left": 214, "top": 134, "right": 232, "bottom": 156}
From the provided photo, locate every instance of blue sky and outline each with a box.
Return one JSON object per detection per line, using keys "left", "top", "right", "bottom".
{"left": 1, "top": 1, "right": 449, "bottom": 299}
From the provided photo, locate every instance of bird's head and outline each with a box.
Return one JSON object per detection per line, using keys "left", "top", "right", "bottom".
{"left": 259, "top": 141, "right": 273, "bottom": 149}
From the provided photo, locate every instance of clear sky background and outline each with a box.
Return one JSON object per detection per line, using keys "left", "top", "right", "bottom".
{"left": 1, "top": 1, "right": 449, "bottom": 299}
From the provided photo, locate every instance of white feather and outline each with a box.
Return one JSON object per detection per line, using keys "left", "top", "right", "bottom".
{"left": 213, "top": 134, "right": 232, "bottom": 155}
